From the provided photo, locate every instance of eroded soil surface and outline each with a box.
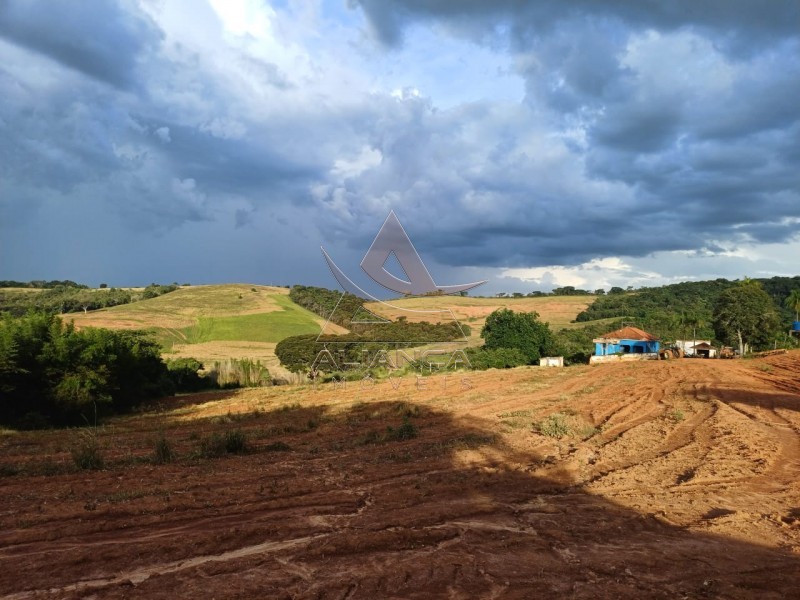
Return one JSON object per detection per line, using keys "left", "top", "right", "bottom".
{"left": 1, "top": 353, "right": 800, "bottom": 598}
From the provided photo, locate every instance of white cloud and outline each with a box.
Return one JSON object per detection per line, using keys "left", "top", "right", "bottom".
{"left": 154, "top": 126, "right": 171, "bottom": 143}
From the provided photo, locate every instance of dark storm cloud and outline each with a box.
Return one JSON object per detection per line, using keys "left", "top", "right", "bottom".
{"left": 0, "top": 0, "right": 161, "bottom": 90}
{"left": 2, "top": 0, "right": 799, "bottom": 288}
{"left": 350, "top": 0, "right": 799, "bottom": 51}
{"left": 147, "top": 121, "right": 321, "bottom": 197}
{"left": 331, "top": 0, "right": 800, "bottom": 270}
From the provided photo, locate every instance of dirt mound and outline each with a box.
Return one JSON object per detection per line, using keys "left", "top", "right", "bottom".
{"left": 1, "top": 353, "right": 799, "bottom": 598}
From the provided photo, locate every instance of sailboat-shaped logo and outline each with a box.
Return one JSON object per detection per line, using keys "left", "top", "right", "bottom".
{"left": 319, "top": 211, "right": 486, "bottom": 342}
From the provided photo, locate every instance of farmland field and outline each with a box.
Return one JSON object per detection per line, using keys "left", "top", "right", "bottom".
{"left": 1, "top": 352, "right": 799, "bottom": 598}
{"left": 66, "top": 287, "right": 595, "bottom": 369}
{"left": 364, "top": 294, "right": 596, "bottom": 345}
{"left": 66, "top": 285, "right": 344, "bottom": 373}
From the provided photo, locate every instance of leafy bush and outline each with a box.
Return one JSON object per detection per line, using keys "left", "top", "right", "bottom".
{"left": 167, "top": 358, "right": 208, "bottom": 392}
{"left": 275, "top": 334, "right": 319, "bottom": 373}
{"left": 0, "top": 313, "right": 173, "bottom": 427}
{"left": 465, "top": 347, "right": 528, "bottom": 369}
{"left": 481, "top": 309, "right": 555, "bottom": 364}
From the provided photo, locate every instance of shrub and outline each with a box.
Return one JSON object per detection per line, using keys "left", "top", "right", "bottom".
{"left": 465, "top": 347, "right": 527, "bottom": 370}
{"left": 387, "top": 417, "right": 418, "bottom": 441}
{"left": 152, "top": 434, "right": 175, "bottom": 464}
{"left": 534, "top": 413, "right": 571, "bottom": 438}
{"left": 167, "top": 358, "right": 208, "bottom": 392}
{"left": 669, "top": 409, "right": 685, "bottom": 423}
{"left": 71, "top": 430, "right": 104, "bottom": 470}
{"left": 264, "top": 441, "right": 291, "bottom": 452}
{"left": 200, "top": 429, "right": 249, "bottom": 458}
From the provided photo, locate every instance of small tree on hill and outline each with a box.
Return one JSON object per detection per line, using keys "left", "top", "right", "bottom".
{"left": 481, "top": 309, "right": 554, "bottom": 364}
{"left": 713, "top": 281, "right": 780, "bottom": 355}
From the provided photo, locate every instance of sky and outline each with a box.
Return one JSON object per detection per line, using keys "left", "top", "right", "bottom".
{"left": 1, "top": 0, "right": 798, "bottom": 295}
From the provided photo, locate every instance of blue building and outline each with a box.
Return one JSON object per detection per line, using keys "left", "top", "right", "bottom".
{"left": 593, "top": 326, "right": 660, "bottom": 356}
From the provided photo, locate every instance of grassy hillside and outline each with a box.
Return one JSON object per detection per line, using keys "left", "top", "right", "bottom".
{"left": 184, "top": 296, "right": 324, "bottom": 344}
{"left": 67, "top": 285, "right": 341, "bottom": 371}
{"left": 364, "top": 295, "right": 595, "bottom": 345}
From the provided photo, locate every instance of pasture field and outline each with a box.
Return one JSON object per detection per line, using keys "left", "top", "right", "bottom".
{"left": 66, "top": 286, "right": 595, "bottom": 370}
{"left": 364, "top": 294, "right": 596, "bottom": 344}
{"left": 66, "top": 285, "right": 341, "bottom": 372}
{"left": 1, "top": 352, "right": 799, "bottom": 597}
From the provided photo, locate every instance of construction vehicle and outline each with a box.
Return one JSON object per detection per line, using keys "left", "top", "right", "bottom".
{"left": 658, "top": 346, "right": 685, "bottom": 360}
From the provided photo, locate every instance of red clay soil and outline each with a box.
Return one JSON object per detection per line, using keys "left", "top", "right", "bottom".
{"left": 1, "top": 353, "right": 800, "bottom": 599}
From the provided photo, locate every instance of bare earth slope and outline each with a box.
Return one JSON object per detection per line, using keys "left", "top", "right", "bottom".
{"left": 1, "top": 353, "right": 799, "bottom": 598}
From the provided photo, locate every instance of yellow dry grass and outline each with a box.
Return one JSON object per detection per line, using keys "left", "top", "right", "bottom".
{"left": 364, "top": 295, "right": 593, "bottom": 343}
{"left": 67, "top": 284, "right": 291, "bottom": 332}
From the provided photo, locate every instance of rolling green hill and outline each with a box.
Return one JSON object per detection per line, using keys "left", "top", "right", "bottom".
{"left": 66, "top": 285, "right": 346, "bottom": 372}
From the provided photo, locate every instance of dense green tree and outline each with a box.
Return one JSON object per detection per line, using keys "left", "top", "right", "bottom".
{"left": 275, "top": 334, "right": 321, "bottom": 373}
{"left": 712, "top": 282, "right": 780, "bottom": 355}
{"left": 480, "top": 309, "right": 554, "bottom": 364}
{"left": 0, "top": 313, "right": 173, "bottom": 427}
{"left": 785, "top": 289, "right": 800, "bottom": 321}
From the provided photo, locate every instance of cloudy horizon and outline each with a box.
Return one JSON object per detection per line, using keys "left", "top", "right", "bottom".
{"left": 1, "top": 0, "right": 798, "bottom": 295}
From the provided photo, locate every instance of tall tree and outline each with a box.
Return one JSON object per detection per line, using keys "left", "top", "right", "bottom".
{"left": 713, "top": 281, "right": 780, "bottom": 355}
{"left": 481, "top": 309, "right": 554, "bottom": 364}
{"left": 785, "top": 289, "right": 800, "bottom": 322}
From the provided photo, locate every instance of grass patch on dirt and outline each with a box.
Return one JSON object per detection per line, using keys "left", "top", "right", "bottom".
{"left": 535, "top": 413, "right": 572, "bottom": 438}
{"left": 198, "top": 429, "right": 249, "bottom": 458}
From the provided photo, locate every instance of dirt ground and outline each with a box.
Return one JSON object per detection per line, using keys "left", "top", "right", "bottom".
{"left": 1, "top": 353, "right": 799, "bottom": 598}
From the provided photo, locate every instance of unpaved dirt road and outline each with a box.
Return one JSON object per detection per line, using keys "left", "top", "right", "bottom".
{"left": 1, "top": 353, "right": 799, "bottom": 598}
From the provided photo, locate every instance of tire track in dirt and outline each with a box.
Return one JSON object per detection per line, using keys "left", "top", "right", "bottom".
{"left": 2, "top": 533, "right": 326, "bottom": 599}
{"left": 2, "top": 358, "right": 800, "bottom": 598}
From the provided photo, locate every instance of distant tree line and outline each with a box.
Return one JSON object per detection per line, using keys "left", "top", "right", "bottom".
{"left": 0, "top": 283, "right": 180, "bottom": 317}
{"left": 495, "top": 286, "right": 596, "bottom": 298}
{"left": 577, "top": 277, "right": 796, "bottom": 327}
{"left": 0, "top": 280, "right": 87, "bottom": 289}
{"left": 573, "top": 276, "right": 800, "bottom": 353}
{"left": 289, "top": 285, "right": 363, "bottom": 328}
